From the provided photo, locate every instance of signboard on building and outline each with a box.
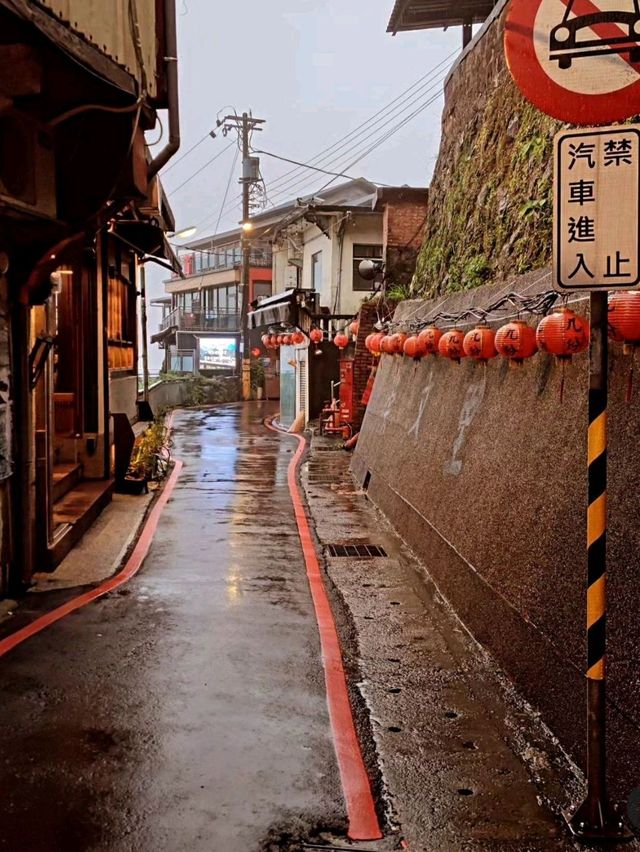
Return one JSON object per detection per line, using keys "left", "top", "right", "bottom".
{"left": 554, "top": 125, "right": 640, "bottom": 291}
{"left": 505, "top": 0, "right": 640, "bottom": 124}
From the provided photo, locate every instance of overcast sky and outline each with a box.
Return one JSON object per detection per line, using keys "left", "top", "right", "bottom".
{"left": 146, "top": 0, "right": 460, "bottom": 367}
{"left": 154, "top": 0, "right": 459, "bottom": 237}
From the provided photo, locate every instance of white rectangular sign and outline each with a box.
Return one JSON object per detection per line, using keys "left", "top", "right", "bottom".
{"left": 553, "top": 125, "right": 640, "bottom": 292}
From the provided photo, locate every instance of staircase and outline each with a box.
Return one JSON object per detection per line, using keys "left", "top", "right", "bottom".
{"left": 48, "top": 463, "right": 114, "bottom": 568}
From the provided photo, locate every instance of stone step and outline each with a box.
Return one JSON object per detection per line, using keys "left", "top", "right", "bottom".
{"left": 52, "top": 463, "right": 82, "bottom": 503}
{"left": 48, "top": 479, "right": 114, "bottom": 568}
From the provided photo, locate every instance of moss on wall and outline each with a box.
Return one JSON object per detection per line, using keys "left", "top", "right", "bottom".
{"left": 413, "top": 14, "right": 561, "bottom": 298}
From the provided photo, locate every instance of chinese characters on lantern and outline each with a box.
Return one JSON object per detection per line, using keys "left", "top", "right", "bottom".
{"left": 554, "top": 126, "right": 640, "bottom": 292}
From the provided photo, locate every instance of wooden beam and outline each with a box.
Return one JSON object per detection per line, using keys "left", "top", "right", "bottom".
{"left": 0, "top": 44, "right": 42, "bottom": 97}
{"left": 0, "top": 0, "right": 136, "bottom": 96}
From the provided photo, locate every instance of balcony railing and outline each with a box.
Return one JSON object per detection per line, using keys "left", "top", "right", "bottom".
{"left": 173, "top": 248, "right": 273, "bottom": 279}
{"left": 160, "top": 308, "right": 241, "bottom": 333}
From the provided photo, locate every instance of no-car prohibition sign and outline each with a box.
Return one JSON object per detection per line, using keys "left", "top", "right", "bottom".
{"left": 505, "top": 0, "right": 640, "bottom": 124}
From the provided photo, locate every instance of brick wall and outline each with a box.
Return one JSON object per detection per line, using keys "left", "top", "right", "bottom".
{"left": 350, "top": 302, "right": 378, "bottom": 429}
{"left": 377, "top": 188, "right": 429, "bottom": 289}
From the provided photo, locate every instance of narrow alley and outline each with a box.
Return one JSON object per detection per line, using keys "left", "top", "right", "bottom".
{"left": 0, "top": 405, "right": 345, "bottom": 850}
{"left": 0, "top": 405, "right": 614, "bottom": 850}
{"left": 2, "top": 1, "right": 640, "bottom": 844}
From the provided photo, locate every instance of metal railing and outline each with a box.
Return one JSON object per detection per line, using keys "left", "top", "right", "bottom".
{"left": 173, "top": 248, "right": 272, "bottom": 279}
{"left": 160, "top": 308, "right": 241, "bottom": 333}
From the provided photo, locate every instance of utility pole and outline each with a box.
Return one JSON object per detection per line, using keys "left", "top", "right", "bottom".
{"left": 218, "top": 112, "right": 265, "bottom": 399}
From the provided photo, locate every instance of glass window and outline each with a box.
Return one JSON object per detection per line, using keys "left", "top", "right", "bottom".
{"left": 253, "top": 281, "right": 272, "bottom": 300}
{"left": 352, "top": 244, "right": 383, "bottom": 291}
{"left": 311, "top": 251, "right": 322, "bottom": 291}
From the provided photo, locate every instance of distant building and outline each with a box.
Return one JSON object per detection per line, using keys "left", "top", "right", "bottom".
{"left": 154, "top": 228, "right": 272, "bottom": 373}
{"left": 247, "top": 179, "right": 429, "bottom": 429}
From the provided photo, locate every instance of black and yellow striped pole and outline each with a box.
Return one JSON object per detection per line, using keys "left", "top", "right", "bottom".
{"left": 567, "top": 292, "right": 631, "bottom": 842}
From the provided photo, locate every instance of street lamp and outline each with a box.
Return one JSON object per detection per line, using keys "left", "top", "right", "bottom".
{"left": 168, "top": 225, "right": 197, "bottom": 240}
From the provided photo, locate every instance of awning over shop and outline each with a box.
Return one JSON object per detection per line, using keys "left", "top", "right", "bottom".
{"left": 112, "top": 221, "right": 181, "bottom": 275}
{"left": 248, "top": 289, "right": 297, "bottom": 330}
{"left": 387, "top": 0, "right": 498, "bottom": 32}
{"left": 150, "top": 325, "right": 176, "bottom": 345}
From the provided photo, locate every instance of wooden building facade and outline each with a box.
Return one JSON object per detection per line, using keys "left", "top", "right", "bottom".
{"left": 0, "top": 0, "right": 180, "bottom": 594}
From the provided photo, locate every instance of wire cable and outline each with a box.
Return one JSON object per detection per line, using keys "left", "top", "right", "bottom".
{"left": 283, "top": 78, "right": 446, "bottom": 201}
{"left": 209, "top": 52, "right": 455, "bottom": 223}
{"left": 260, "top": 49, "right": 457, "bottom": 198}
{"left": 163, "top": 129, "right": 218, "bottom": 174}
{"left": 166, "top": 140, "right": 235, "bottom": 195}
{"left": 212, "top": 146, "right": 240, "bottom": 236}
{"left": 252, "top": 150, "right": 389, "bottom": 184}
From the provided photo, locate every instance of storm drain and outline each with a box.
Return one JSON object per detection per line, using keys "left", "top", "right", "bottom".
{"left": 325, "top": 543, "right": 388, "bottom": 558}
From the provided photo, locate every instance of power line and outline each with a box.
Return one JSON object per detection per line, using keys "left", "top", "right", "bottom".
{"left": 266, "top": 72, "right": 446, "bottom": 205}
{"left": 166, "top": 140, "right": 235, "bottom": 194}
{"left": 162, "top": 129, "right": 216, "bottom": 174}
{"left": 193, "top": 53, "right": 453, "bottom": 236}
{"left": 252, "top": 149, "right": 388, "bottom": 184}
{"left": 210, "top": 78, "right": 444, "bottom": 229}
{"left": 312, "top": 86, "right": 445, "bottom": 198}
{"left": 259, "top": 50, "right": 456, "bottom": 199}
{"left": 208, "top": 52, "right": 455, "bottom": 225}
{"left": 206, "top": 76, "right": 442, "bottom": 230}
{"left": 213, "top": 146, "right": 240, "bottom": 236}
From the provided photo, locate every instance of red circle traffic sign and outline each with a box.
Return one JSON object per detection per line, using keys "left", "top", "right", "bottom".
{"left": 505, "top": 0, "right": 640, "bottom": 124}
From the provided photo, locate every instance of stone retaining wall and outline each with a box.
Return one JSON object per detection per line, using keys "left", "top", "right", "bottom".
{"left": 351, "top": 277, "right": 640, "bottom": 799}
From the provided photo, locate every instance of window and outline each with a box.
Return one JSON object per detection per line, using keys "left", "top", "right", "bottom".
{"left": 107, "top": 245, "right": 137, "bottom": 372}
{"left": 252, "top": 281, "right": 272, "bottom": 300}
{"left": 352, "top": 244, "right": 383, "bottom": 291}
{"left": 311, "top": 250, "right": 322, "bottom": 291}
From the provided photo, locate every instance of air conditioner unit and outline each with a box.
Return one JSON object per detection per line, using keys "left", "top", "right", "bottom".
{"left": 0, "top": 110, "right": 56, "bottom": 219}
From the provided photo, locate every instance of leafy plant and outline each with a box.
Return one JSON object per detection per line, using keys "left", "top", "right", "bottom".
{"left": 519, "top": 198, "right": 548, "bottom": 220}
{"left": 129, "top": 414, "right": 171, "bottom": 481}
{"left": 463, "top": 254, "right": 492, "bottom": 288}
{"left": 250, "top": 359, "right": 265, "bottom": 391}
{"left": 386, "top": 282, "right": 412, "bottom": 302}
{"left": 516, "top": 134, "right": 547, "bottom": 165}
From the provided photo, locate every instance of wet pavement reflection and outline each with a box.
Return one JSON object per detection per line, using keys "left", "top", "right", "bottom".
{"left": 0, "top": 403, "right": 343, "bottom": 851}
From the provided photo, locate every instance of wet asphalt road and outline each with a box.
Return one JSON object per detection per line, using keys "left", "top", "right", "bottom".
{"left": 0, "top": 404, "right": 344, "bottom": 851}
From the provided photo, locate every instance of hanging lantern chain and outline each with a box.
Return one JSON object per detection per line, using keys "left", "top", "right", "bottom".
{"left": 384, "top": 289, "right": 564, "bottom": 334}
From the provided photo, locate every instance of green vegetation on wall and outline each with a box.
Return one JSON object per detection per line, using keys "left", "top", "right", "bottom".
{"left": 414, "top": 78, "right": 560, "bottom": 298}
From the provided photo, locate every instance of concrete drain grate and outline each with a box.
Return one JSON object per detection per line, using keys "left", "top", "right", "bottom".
{"left": 326, "top": 544, "right": 388, "bottom": 558}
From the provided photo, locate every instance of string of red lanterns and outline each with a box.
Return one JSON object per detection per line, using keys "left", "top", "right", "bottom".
{"left": 364, "top": 310, "right": 592, "bottom": 364}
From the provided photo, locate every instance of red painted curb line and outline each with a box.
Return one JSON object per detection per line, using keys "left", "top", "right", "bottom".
{"left": 265, "top": 418, "right": 382, "bottom": 842}
{"left": 0, "top": 459, "right": 183, "bottom": 659}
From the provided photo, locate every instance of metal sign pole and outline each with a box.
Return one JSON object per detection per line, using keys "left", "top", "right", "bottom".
{"left": 566, "top": 291, "right": 630, "bottom": 842}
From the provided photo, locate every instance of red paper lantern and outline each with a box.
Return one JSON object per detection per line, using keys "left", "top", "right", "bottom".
{"left": 292, "top": 331, "right": 305, "bottom": 345}
{"left": 438, "top": 329, "right": 466, "bottom": 362}
{"left": 269, "top": 334, "right": 279, "bottom": 348}
{"left": 608, "top": 291, "right": 640, "bottom": 345}
{"left": 463, "top": 326, "right": 497, "bottom": 362}
{"left": 388, "top": 332, "right": 408, "bottom": 355}
{"left": 282, "top": 334, "right": 293, "bottom": 346}
{"left": 368, "top": 332, "right": 385, "bottom": 355}
{"left": 349, "top": 319, "right": 359, "bottom": 338}
{"left": 309, "top": 328, "right": 323, "bottom": 344}
{"left": 495, "top": 320, "right": 538, "bottom": 363}
{"left": 380, "top": 334, "right": 395, "bottom": 355}
{"left": 403, "top": 334, "right": 427, "bottom": 360}
{"left": 334, "top": 332, "right": 349, "bottom": 349}
{"left": 276, "top": 335, "right": 284, "bottom": 345}
{"left": 251, "top": 347, "right": 261, "bottom": 357}
{"left": 536, "top": 308, "right": 589, "bottom": 359}
{"left": 418, "top": 326, "right": 443, "bottom": 355}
